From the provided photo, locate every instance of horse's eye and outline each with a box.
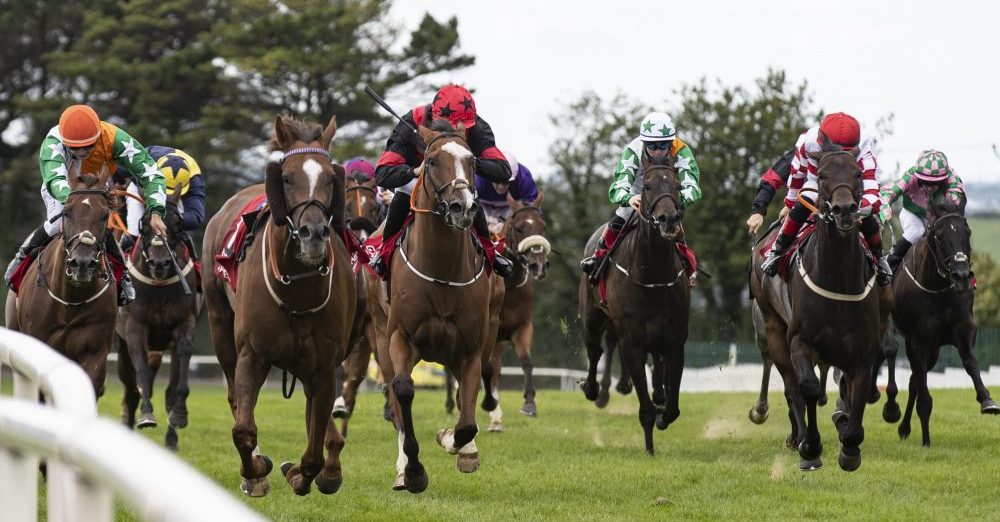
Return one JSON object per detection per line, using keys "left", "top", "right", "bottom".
{"left": 427, "top": 158, "right": 437, "bottom": 168}
{"left": 642, "top": 184, "right": 650, "bottom": 191}
{"left": 283, "top": 176, "right": 292, "bottom": 185}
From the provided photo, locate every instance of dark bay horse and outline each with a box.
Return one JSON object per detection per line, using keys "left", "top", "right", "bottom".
{"left": 751, "top": 147, "right": 889, "bottom": 471}
{"left": 332, "top": 172, "right": 381, "bottom": 437}
{"left": 481, "top": 192, "right": 550, "bottom": 431}
{"left": 374, "top": 121, "right": 502, "bottom": 493}
{"left": 882, "top": 202, "right": 997, "bottom": 446}
{"left": 116, "top": 200, "right": 202, "bottom": 450}
{"left": 202, "top": 115, "right": 356, "bottom": 497}
{"left": 579, "top": 153, "right": 691, "bottom": 455}
{"left": 5, "top": 167, "right": 118, "bottom": 396}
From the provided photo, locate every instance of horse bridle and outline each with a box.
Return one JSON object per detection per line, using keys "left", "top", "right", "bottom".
{"left": 413, "top": 132, "right": 478, "bottom": 217}
{"left": 638, "top": 165, "right": 682, "bottom": 226}
{"left": 503, "top": 205, "right": 550, "bottom": 264}
{"left": 277, "top": 147, "right": 336, "bottom": 238}
{"left": 345, "top": 183, "right": 378, "bottom": 234}
{"left": 59, "top": 188, "right": 113, "bottom": 280}
{"left": 811, "top": 151, "right": 864, "bottom": 224}
{"left": 926, "top": 212, "right": 971, "bottom": 278}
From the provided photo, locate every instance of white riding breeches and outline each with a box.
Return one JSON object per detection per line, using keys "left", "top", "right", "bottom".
{"left": 41, "top": 185, "right": 64, "bottom": 236}
{"left": 615, "top": 206, "right": 636, "bottom": 220}
{"left": 394, "top": 178, "right": 417, "bottom": 196}
{"left": 899, "top": 208, "right": 926, "bottom": 244}
{"left": 126, "top": 183, "right": 143, "bottom": 237}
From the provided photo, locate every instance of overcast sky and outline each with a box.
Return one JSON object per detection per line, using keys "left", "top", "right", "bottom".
{"left": 387, "top": 0, "right": 1000, "bottom": 184}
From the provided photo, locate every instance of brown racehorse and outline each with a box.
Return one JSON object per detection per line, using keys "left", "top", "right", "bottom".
{"left": 751, "top": 146, "right": 890, "bottom": 472}
{"left": 332, "top": 172, "right": 382, "bottom": 437}
{"left": 579, "top": 153, "right": 691, "bottom": 455}
{"left": 373, "top": 120, "right": 502, "bottom": 493}
{"left": 5, "top": 166, "right": 118, "bottom": 396}
{"left": 481, "top": 191, "right": 550, "bottom": 432}
{"left": 202, "top": 115, "right": 355, "bottom": 497}
{"left": 882, "top": 201, "right": 998, "bottom": 446}
{"left": 116, "top": 200, "right": 202, "bottom": 450}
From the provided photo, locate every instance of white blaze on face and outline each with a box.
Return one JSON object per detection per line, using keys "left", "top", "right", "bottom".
{"left": 81, "top": 198, "right": 91, "bottom": 207}
{"left": 441, "top": 142, "right": 473, "bottom": 182}
{"left": 303, "top": 159, "right": 323, "bottom": 198}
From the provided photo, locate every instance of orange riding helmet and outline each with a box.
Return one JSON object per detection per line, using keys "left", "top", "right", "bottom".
{"left": 58, "top": 104, "right": 102, "bottom": 147}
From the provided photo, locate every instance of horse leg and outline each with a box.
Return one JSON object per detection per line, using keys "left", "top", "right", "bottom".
{"left": 438, "top": 355, "right": 482, "bottom": 474}
{"left": 615, "top": 334, "right": 632, "bottom": 395}
{"left": 764, "top": 320, "right": 803, "bottom": 449}
{"left": 444, "top": 369, "right": 456, "bottom": 415}
{"left": 167, "top": 317, "right": 196, "bottom": 430}
{"left": 480, "top": 353, "right": 499, "bottom": 412}
{"left": 513, "top": 322, "right": 537, "bottom": 417}
{"left": 115, "top": 334, "right": 139, "bottom": 429}
{"left": 318, "top": 401, "right": 347, "bottom": 495}
{"left": 580, "top": 311, "right": 608, "bottom": 404}
{"left": 899, "top": 371, "right": 917, "bottom": 440}
{"left": 817, "top": 363, "right": 830, "bottom": 407}
{"left": 232, "top": 352, "right": 273, "bottom": 497}
{"left": 651, "top": 354, "right": 667, "bottom": 411}
{"left": 749, "top": 341, "right": 772, "bottom": 425}
{"left": 790, "top": 338, "right": 822, "bottom": 470}
{"left": 163, "top": 354, "right": 179, "bottom": 451}
{"left": 206, "top": 301, "right": 238, "bottom": 419}
{"left": 915, "top": 346, "right": 940, "bottom": 447}
{"left": 838, "top": 363, "right": 872, "bottom": 472}
{"left": 955, "top": 326, "right": 1000, "bottom": 414}
{"left": 882, "top": 325, "right": 902, "bottom": 423}
{"left": 597, "top": 330, "right": 615, "bottom": 407}
{"left": 124, "top": 320, "right": 156, "bottom": 428}
{"left": 622, "top": 345, "right": 656, "bottom": 455}
{"left": 336, "top": 332, "right": 371, "bottom": 438}
{"left": 388, "top": 333, "right": 427, "bottom": 493}
{"left": 282, "top": 375, "right": 337, "bottom": 496}
{"left": 486, "top": 350, "right": 504, "bottom": 433}
{"left": 658, "top": 345, "right": 684, "bottom": 431}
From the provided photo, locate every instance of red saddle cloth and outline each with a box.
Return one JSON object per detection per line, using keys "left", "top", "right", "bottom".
{"left": 10, "top": 241, "right": 126, "bottom": 296}
{"left": 360, "top": 214, "right": 500, "bottom": 280}
{"left": 213, "top": 194, "right": 268, "bottom": 290}
{"left": 594, "top": 226, "right": 700, "bottom": 302}
{"left": 756, "top": 222, "right": 818, "bottom": 280}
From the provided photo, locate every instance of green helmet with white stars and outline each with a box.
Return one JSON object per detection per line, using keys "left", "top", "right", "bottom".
{"left": 639, "top": 112, "right": 675, "bottom": 142}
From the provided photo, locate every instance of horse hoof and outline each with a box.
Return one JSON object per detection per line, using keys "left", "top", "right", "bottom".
{"left": 404, "top": 467, "right": 429, "bottom": 494}
{"left": 615, "top": 380, "right": 632, "bottom": 395}
{"left": 579, "top": 379, "right": 599, "bottom": 402}
{"left": 136, "top": 413, "right": 157, "bottom": 430}
{"left": 981, "top": 399, "right": 1000, "bottom": 415}
{"left": 383, "top": 405, "right": 394, "bottom": 423}
{"left": 749, "top": 407, "right": 769, "bottom": 425}
{"left": 595, "top": 389, "right": 610, "bottom": 409}
{"left": 240, "top": 477, "right": 270, "bottom": 497}
{"left": 280, "top": 461, "right": 294, "bottom": 477}
{"left": 655, "top": 414, "right": 669, "bottom": 431}
{"left": 392, "top": 473, "right": 406, "bottom": 491}
{"left": 520, "top": 402, "right": 537, "bottom": 417}
{"left": 882, "top": 402, "right": 901, "bottom": 423}
{"left": 817, "top": 394, "right": 828, "bottom": 407}
{"left": 488, "top": 420, "right": 503, "bottom": 433}
{"left": 867, "top": 389, "right": 882, "bottom": 405}
{"left": 798, "top": 440, "right": 823, "bottom": 461}
{"left": 167, "top": 409, "right": 188, "bottom": 429}
{"left": 331, "top": 405, "right": 350, "bottom": 419}
{"left": 457, "top": 452, "right": 480, "bottom": 473}
{"left": 164, "top": 429, "right": 178, "bottom": 450}
{"left": 315, "top": 474, "right": 342, "bottom": 495}
{"left": 481, "top": 395, "right": 498, "bottom": 412}
{"left": 898, "top": 425, "right": 911, "bottom": 440}
{"left": 799, "top": 458, "right": 823, "bottom": 471}
{"left": 838, "top": 448, "right": 862, "bottom": 472}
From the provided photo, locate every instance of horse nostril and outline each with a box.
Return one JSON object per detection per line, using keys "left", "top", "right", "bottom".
{"left": 68, "top": 258, "right": 79, "bottom": 268}
{"left": 87, "top": 259, "right": 99, "bottom": 269}
{"left": 318, "top": 225, "right": 330, "bottom": 240}
{"left": 297, "top": 226, "right": 312, "bottom": 240}
{"left": 449, "top": 202, "right": 464, "bottom": 215}
{"left": 831, "top": 206, "right": 843, "bottom": 216}
{"left": 848, "top": 204, "right": 858, "bottom": 214}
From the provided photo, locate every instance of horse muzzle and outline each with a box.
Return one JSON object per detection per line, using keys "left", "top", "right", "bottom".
{"left": 525, "top": 255, "right": 549, "bottom": 281}
{"left": 66, "top": 252, "right": 101, "bottom": 284}
{"left": 656, "top": 215, "right": 682, "bottom": 240}
{"left": 294, "top": 223, "right": 331, "bottom": 265}
{"left": 444, "top": 199, "right": 477, "bottom": 230}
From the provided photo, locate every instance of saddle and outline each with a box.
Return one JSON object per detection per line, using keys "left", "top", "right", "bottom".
{"left": 756, "top": 220, "right": 875, "bottom": 281}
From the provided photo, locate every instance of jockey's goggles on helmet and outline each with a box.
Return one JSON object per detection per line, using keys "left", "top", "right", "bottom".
{"left": 69, "top": 145, "right": 96, "bottom": 159}
{"left": 643, "top": 141, "right": 672, "bottom": 151}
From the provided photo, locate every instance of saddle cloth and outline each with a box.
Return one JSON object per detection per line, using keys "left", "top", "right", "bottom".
{"left": 360, "top": 214, "right": 501, "bottom": 279}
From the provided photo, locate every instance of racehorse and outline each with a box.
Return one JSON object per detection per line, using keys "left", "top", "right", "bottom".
{"left": 202, "top": 115, "right": 356, "bottom": 497}
{"left": 116, "top": 199, "right": 201, "bottom": 450}
{"left": 332, "top": 171, "right": 381, "bottom": 437}
{"left": 5, "top": 165, "right": 118, "bottom": 396}
{"left": 579, "top": 153, "right": 691, "bottom": 455}
{"left": 882, "top": 201, "right": 997, "bottom": 446}
{"left": 750, "top": 144, "right": 889, "bottom": 471}
{"left": 374, "top": 120, "right": 502, "bottom": 492}
{"left": 481, "top": 192, "right": 550, "bottom": 431}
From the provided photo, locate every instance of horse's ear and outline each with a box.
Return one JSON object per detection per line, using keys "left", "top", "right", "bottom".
{"left": 847, "top": 146, "right": 861, "bottom": 159}
{"left": 807, "top": 150, "right": 823, "bottom": 162}
{"left": 265, "top": 161, "right": 288, "bottom": 226}
{"left": 507, "top": 192, "right": 521, "bottom": 210}
{"left": 532, "top": 188, "right": 544, "bottom": 208}
{"left": 321, "top": 115, "right": 337, "bottom": 148}
{"left": 274, "top": 115, "right": 294, "bottom": 150}
{"left": 456, "top": 121, "right": 466, "bottom": 134}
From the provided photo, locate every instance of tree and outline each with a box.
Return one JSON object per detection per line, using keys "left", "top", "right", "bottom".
{"left": 675, "top": 70, "right": 817, "bottom": 339}
{"left": 973, "top": 251, "right": 1000, "bottom": 328}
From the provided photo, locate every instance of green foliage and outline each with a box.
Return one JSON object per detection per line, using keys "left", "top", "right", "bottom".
{"left": 675, "top": 70, "right": 818, "bottom": 339}
{"left": 973, "top": 251, "right": 1000, "bottom": 328}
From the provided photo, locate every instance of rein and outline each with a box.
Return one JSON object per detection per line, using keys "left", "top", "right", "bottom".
{"left": 38, "top": 188, "right": 115, "bottom": 306}
{"left": 127, "top": 235, "right": 195, "bottom": 288}
{"left": 410, "top": 132, "right": 478, "bottom": 216}
{"left": 905, "top": 212, "right": 970, "bottom": 293}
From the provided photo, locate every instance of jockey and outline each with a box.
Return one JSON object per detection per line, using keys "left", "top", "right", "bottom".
{"left": 343, "top": 157, "right": 391, "bottom": 223}
{"left": 369, "top": 84, "right": 515, "bottom": 278}
{"left": 760, "top": 112, "right": 892, "bottom": 285}
{"left": 881, "top": 149, "right": 965, "bottom": 272}
{"left": 4, "top": 104, "right": 167, "bottom": 305}
{"left": 745, "top": 148, "right": 796, "bottom": 234}
{"left": 115, "top": 146, "right": 205, "bottom": 259}
{"left": 474, "top": 149, "right": 540, "bottom": 235}
{"left": 579, "top": 111, "right": 702, "bottom": 274}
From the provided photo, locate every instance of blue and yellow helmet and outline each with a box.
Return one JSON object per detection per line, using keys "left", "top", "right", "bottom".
{"left": 155, "top": 149, "right": 200, "bottom": 196}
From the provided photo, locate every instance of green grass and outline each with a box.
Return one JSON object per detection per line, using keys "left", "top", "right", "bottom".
{"left": 32, "top": 381, "right": 989, "bottom": 521}
{"left": 971, "top": 217, "right": 1000, "bottom": 258}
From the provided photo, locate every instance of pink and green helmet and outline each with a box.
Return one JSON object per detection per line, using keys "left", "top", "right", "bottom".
{"left": 912, "top": 149, "right": 950, "bottom": 182}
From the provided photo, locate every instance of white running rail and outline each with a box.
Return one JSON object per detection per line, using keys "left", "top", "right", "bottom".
{"left": 0, "top": 327, "right": 266, "bottom": 522}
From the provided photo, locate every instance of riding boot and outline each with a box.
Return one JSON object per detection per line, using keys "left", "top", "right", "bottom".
{"left": 580, "top": 222, "right": 622, "bottom": 274}
{"left": 861, "top": 214, "right": 892, "bottom": 286}
{"left": 886, "top": 238, "right": 912, "bottom": 275}
{"left": 181, "top": 233, "right": 200, "bottom": 261}
{"left": 106, "top": 234, "right": 135, "bottom": 306}
{"left": 4, "top": 224, "right": 50, "bottom": 288}
{"left": 474, "top": 207, "right": 513, "bottom": 278}
{"left": 761, "top": 232, "right": 794, "bottom": 276}
{"left": 369, "top": 192, "right": 411, "bottom": 278}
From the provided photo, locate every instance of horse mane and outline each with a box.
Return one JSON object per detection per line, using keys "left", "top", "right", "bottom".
{"left": 426, "top": 119, "right": 456, "bottom": 133}
{"left": 932, "top": 200, "right": 964, "bottom": 217}
{"left": 79, "top": 173, "right": 99, "bottom": 187}
{"left": 267, "top": 117, "right": 322, "bottom": 152}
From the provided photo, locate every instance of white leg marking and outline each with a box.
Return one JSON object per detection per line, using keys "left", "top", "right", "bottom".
{"left": 396, "top": 430, "right": 408, "bottom": 473}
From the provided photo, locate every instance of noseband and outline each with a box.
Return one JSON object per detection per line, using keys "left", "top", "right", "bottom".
{"left": 412, "top": 133, "right": 478, "bottom": 217}
{"left": 638, "top": 166, "right": 682, "bottom": 225}
{"left": 927, "top": 212, "right": 971, "bottom": 277}
{"left": 59, "top": 189, "right": 112, "bottom": 279}
{"left": 275, "top": 147, "right": 336, "bottom": 236}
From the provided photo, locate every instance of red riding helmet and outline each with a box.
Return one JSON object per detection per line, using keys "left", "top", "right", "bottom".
{"left": 431, "top": 84, "right": 477, "bottom": 128}
{"left": 818, "top": 112, "right": 860, "bottom": 148}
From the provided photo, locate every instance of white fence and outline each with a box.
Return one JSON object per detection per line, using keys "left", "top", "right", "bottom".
{"left": 0, "top": 327, "right": 266, "bottom": 522}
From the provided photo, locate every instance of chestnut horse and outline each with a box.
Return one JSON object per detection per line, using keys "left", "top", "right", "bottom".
{"left": 6, "top": 166, "right": 118, "bottom": 396}
{"left": 202, "top": 115, "right": 355, "bottom": 497}
{"left": 332, "top": 172, "right": 381, "bottom": 437}
{"left": 882, "top": 202, "right": 997, "bottom": 446}
{"left": 116, "top": 200, "right": 202, "bottom": 450}
{"left": 750, "top": 146, "right": 890, "bottom": 472}
{"left": 374, "top": 121, "right": 502, "bottom": 493}
{"left": 579, "top": 153, "right": 691, "bottom": 455}
{"left": 481, "top": 191, "right": 550, "bottom": 431}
